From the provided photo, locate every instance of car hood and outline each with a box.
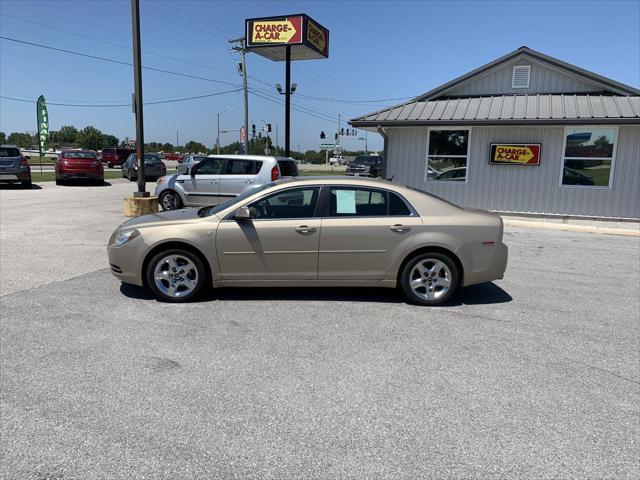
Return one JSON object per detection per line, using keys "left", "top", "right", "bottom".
{"left": 120, "top": 207, "right": 204, "bottom": 229}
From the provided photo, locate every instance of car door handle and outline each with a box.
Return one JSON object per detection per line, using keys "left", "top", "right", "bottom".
{"left": 295, "top": 225, "right": 317, "bottom": 234}
{"left": 244, "top": 180, "right": 254, "bottom": 184}
{"left": 390, "top": 224, "right": 411, "bottom": 233}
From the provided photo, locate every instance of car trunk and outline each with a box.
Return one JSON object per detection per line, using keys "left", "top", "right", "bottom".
{"left": 0, "top": 147, "right": 22, "bottom": 173}
{"left": 63, "top": 159, "right": 100, "bottom": 170}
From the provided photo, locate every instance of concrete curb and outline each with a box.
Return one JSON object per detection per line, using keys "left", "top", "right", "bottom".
{"left": 503, "top": 219, "right": 640, "bottom": 237}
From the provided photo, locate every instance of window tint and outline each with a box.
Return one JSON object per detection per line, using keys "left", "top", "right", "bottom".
{"left": 329, "top": 188, "right": 411, "bottom": 217}
{"left": 195, "top": 158, "right": 225, "bottom": 174}
{"left": 0, "top": 147, "right": 20, "bottom": 157}
{"left": 226, "top": 159, "right": 262, "bottom": 175}
{"left": 277, "top": 159, "right": 298, "bottom": 176}
{"left": 248, "top": 187, "right": 319, "bottom": 219}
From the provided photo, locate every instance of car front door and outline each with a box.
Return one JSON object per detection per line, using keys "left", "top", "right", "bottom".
{"left": 179, "top": 158, "right": 224, "bottom": 206}
{"left": 218, "top": 159, "right": 262, "bottom": 200}
{"left": 215, "top": 186, "right": 321, "bottom": 281}
{"left": 318, "top": 186, "right": 421, "bottom": 280}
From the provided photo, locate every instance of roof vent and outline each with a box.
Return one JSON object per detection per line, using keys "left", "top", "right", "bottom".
{"left": 512, "top": 65, "right": 531, "bottom": 88}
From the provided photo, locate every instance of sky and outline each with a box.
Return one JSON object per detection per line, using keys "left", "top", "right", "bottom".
{"left": 1, "top": 0, "right": 639, "bottom": 152}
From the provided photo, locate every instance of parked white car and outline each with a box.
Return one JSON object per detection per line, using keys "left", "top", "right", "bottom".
{"left": 155, "top": 155, "right": 299, "bottom": 210}
{"left": 176, "top": 154, "right": 207, "bottom": 174}
{"left": 329, "top": 155, "right": 344, "bottom": 165}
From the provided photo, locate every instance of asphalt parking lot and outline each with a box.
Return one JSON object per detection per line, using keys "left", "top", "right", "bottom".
{"left": 1, "top": 180, "right": 639, "bottom": 479}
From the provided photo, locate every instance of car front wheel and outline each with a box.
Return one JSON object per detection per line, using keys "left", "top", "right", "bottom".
{"left": 146, "top": 249, "right": 206, "bottom": 302}
{"left": 159, "top": 190, "right": 183, "bottom": 211}
{"left": 399, "top": 252, "right": 459, "bottom": 306}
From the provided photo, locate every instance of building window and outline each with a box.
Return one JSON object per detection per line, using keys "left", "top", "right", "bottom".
{"left": 561, "top": 127, "right": 616, "bottom": 188}
{"left": 426, "top": 129, "right": 470, "bottom": 182}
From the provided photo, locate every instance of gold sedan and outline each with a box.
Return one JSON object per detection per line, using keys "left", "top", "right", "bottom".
{"left": 107, "top": 177, "right": 508, "bottom": 305}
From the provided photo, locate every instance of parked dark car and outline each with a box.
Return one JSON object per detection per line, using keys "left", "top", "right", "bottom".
{"left": 122, "top": 153, "right": 167, "bottom": 181}
{"left": 346, "top": 156, "right": 384, "bottom": 177}
{"left": 436, "top": 167, "right": 466, "bottom": 182}
{"left": 101, "top": 147, "right": 134, "bottom": 168}
{"left": 562, "top": 167, "right": 595, "bottom": 186}
{"left": 0, "top": 145, "right": 31, "bottom": 188}
{"left": 56, "top": 150, "right": 103, "bottom": 185}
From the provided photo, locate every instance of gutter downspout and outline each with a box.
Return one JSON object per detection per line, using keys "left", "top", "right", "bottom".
{"left": 377, "top": 126, "right": 389, "bottom": 180}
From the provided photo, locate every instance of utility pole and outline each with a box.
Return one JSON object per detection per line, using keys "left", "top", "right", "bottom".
{"left": 130, "top": 0, "right": 147, "bottom": 197}
{"left": 275, "top": 124, "right": 279, "bottom": 152}
{"left": 230, "top": 37, "right": 249, "bottom": 155}
{"left": 176, "top": 130, "right": 179, "bottom": 148}
{"left": 284, "top": 45, "right": 291, "bottom": 157}
{"left": 216, "top": 112, "right": 220, "bottom": 154}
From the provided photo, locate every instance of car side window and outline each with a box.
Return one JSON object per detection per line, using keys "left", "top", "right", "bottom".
{"left": 195, "top": 158, "right": 224, "bottom": 175}
{"left": 247, "top": 187, "right": 319, "bottom": 219}
{"left": 328, "top": 188, "right": 411, "bottom": 217}
{"left": 226, "top": 159, "right": 262, "bottom": 175}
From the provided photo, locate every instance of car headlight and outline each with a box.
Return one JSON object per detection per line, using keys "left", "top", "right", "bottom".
{"left": 113, "top": 228, "right": 140, "bottom": 246}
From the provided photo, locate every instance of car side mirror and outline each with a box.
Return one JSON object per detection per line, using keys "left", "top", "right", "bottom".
{"left": 234, "top": 206, "right": 252, "bottom": 221}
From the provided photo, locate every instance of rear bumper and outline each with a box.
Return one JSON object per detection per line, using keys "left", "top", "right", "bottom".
{"left": 462, "top": 242, "right": 508, "bottom": 287}
{"left": 0, "top": 171, "right": 31, "bottom": 183}
{"left": 58, "top": 172, "right": 103, "bottom": 180}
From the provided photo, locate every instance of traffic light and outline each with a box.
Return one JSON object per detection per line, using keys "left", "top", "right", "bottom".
{"left": 252, "top": 124, "right": 256, "bottom": 137}
{"left": 267, "top": 123, "right": 272, "bottom": 133}
{"left": 352, "top": 129, "right": 356, "bottom": 136}
{"left": 320, "top": 131, "right": 326, "bottom": 139}
{"left": 340, "top": 128, "right": 344, "bottom": 136}
{"left": 334, "top": 133, "right": 338, "bottom": 140}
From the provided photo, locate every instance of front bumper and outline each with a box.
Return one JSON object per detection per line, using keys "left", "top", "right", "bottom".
{"left": 107, "top": 241, "right": 145, "bottom": 287}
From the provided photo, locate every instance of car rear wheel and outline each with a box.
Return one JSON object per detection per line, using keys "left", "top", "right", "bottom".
{"left": 107, "top": 163, "right": 113, "bottom": 168}
{"left": 146, "top": 249, "right": 206, "bottom": 302}
{"left": 159, "top": 190, "right": 182, "bottom": 211}
{"left": 400, "top": 252, "right": 459, "bottom": 306}
{"left": 22, "top": 179, "right": 32, "bottom": 189}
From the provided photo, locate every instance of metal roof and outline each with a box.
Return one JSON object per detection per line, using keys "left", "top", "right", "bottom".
{"left": 350, "top": 95, "right": 640, "bottom": 127}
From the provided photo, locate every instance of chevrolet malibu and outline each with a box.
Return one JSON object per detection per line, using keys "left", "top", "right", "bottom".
{"left": 107, "top": 177, "right": 508, "bottom": 305}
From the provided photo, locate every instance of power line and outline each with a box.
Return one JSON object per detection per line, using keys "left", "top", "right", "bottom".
{"left": 0, "top": 13, "right": 239, "bottom": 77}
{"left": 294, "top": 93, "right": 414, "bottom": 104}
{"left": 0, "top": 89, "right": 242, "bottom": 107}
{"left": 0, "top": 36, "right": 241, "bottom": 87}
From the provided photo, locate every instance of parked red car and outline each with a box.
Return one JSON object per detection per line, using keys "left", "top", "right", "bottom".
{"left": 101, "top": 147, "right": 134, "bottom": 168}
{"left": 56, "top": 150, "right": 104, "bottom": 185}
{"left": 163, "top": 152, "right": 183, "bottom": 161}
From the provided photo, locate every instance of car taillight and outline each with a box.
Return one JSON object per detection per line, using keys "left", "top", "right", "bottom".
{"left": 271, "top": 165, "right": 280, "bottom": 182}
{"left": 20, "top": 157, "right": 29, "bottom": 167}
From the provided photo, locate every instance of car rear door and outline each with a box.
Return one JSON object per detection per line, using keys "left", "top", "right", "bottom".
{"left": 318, "top": 186, "right": 421, "bottom": 280}
{"left": 215, "top": 186, "right": 321, "bottom": 281}
{"left": 179, "top": 157, "right": 224, "bottom": 205}
{"left": 218, "top": 159, "right": 263, "bottom": 200}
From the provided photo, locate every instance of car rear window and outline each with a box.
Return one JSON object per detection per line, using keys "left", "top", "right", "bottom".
{"left": 0, "top": 147, "right": 20, "bottom": 157}
{"left": 64, "top": 152, "right": 96, "bottom": 159}
{"left": 102, "top": 148, "right": 115, "bottom": 155}
{"left": 277, "top": 160, "right": 298, "bottom": 176}
{"left": 226, "top": 159, "right": 262, "bottom": 175}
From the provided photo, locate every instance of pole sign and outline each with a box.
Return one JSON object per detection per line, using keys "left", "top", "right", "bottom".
{"left": 239, "top": 126, "right": 247, "bottom": 154}
{"left": 490, "top": 143, "right": 541, "bottom": 165}
{"left": 245, "top": 14, "right": 329, "bottom": 61}
{"left": 36, "top": 95, "right": 48, "bottom": 160}
{"left": 319, "top": 143, "right": 336, "bottom": 150}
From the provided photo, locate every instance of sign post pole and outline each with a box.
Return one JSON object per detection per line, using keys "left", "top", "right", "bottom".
{"left": 285, "top": 45, "right": 291, "bottom": 157}
{"left": 130, "top": 0, "right": 147, "bottom": 198}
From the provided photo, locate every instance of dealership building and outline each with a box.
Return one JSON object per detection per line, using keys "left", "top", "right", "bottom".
{"left": 350, "top": 47, "right": 639, "bottom": 221}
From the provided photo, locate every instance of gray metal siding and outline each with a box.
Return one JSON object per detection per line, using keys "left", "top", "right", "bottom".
{"left": 444, "top": 57, "right": 604, "bottom": 97}
{"left": 386, "top": 126, "right": 640, "bottom": 219}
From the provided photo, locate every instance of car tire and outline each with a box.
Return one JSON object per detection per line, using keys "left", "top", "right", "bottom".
{"left": 159, "top": 190, "right": 183, "bottom": 211}
{"left": 55, "top": 178, "right": 63, "bottom": 186}
{"left": 22, "top": 179, "right": 32, "bottom": 189}
{"left": 128, "top": 173, "right": 136, "bottom": 182}
{"left": 107, "top": 163, "right": 113, "bottom": 169}
{"left": 399, "top": 252, "right": 459, "bottom": 306}
{"left": 146, "top": 249, "right": 207, "bottom": 303}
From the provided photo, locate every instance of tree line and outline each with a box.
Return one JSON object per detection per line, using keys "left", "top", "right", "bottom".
{"left": 1, "top": 127, "right": 378, "bottom": 163}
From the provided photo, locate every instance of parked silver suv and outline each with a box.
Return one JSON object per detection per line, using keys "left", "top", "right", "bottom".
{"left": 154, "top": 155, "right": 299, "bottom": 210}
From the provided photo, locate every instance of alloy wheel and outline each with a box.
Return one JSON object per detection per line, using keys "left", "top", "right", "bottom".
{"left": 409, "top": 258, "right": 452, "bottom": 301}
{"left": 153, "top": 254, "right": 199, "bottom": 298}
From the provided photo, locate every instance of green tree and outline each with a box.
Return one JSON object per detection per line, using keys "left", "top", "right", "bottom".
{"left": 162, "top": 142, "right": 173, "bottom": 152}
{"left": 57, "top": 125, "right": 79, "bottom": 144}
{"left": 184, "top": 140, "right": 207, "bottom": 153}
{"left": 102, "top": 134, "right": 119, "bottom": 148}
{"left": 7, "top": 132, "right": 36, "bottom": 148}
{"left": 0, "top": 132, "right": 6, "bottom": 144}
{"left": 76, "top": 126, "right": 105, "bottom": 151}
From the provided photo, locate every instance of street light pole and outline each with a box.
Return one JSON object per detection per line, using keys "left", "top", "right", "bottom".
{"left": 130, "top": 0, "right": 147, "bottom": 197}
{"left": 285, "top": 45, "right": 291, "bottom": 157}
{"left": 216, "top": 112, "right": 220, "bottom": 154}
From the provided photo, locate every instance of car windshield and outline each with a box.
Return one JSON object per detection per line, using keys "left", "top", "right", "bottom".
{"left": 64, "top": 152, "right": 96, "bottom": 159}
{"left": 198, "top": 182, "right": 277, "bottom": 218}
{"left": 0, "top": 147, "right": 20, "bottom": 157}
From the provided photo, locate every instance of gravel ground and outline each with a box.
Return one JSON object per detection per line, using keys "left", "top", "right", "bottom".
{"left": 1, "top": 181, "right": 639, "bottom": 479}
